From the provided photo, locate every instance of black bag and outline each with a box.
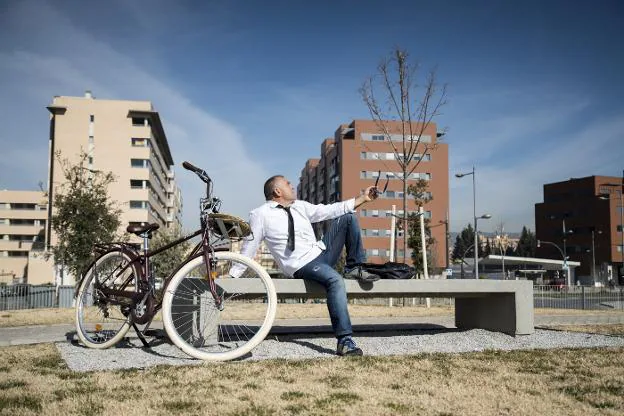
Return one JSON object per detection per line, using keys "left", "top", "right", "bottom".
{"left": 361, "top": 262, "right": 415, "bottom": 280}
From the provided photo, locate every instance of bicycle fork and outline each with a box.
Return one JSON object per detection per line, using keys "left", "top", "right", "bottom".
{"left": 201, "top": 234, "right": 224, "bottom": 311}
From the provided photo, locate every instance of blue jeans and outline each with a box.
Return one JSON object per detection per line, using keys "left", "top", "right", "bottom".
{"left": 293, "top": 213, "right": 366, "bottom": 338}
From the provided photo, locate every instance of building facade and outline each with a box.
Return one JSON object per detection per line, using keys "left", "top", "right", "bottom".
{"left": 15, "top": 92, "right": 185, "bottom": 285}
{"left": 47, "top": 93, "right": 182, "bottom": 239}
{"left": 0, "top": 191, "right": 47, "bottom": 284}
{"left": 535, "top": 175, "right": 624, "bottom": 285}
{"left": 298, "top": 120, "right": 449, "bottom": 269}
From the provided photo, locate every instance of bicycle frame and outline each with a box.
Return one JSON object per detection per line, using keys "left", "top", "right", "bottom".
{"left": 85, "top": 161, "right": 238, "bottom": 324}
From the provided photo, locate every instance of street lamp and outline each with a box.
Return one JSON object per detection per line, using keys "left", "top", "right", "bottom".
{"left": 475, "top": 214, "right": 492, "bottom": 277}
{"left": 537, "top": 239, "right": 569, "bottom": 285}
{"left": 456, "top": 166, "right": 488, "bottom": 278}
{"left": 548, "top": 215, "right": 573, "bottom": 284}
{"left": 591, "top": 228, "right": 602, "bottom": 283}
{"left": 496, "top": 230, "right": 509, "bottom": 279}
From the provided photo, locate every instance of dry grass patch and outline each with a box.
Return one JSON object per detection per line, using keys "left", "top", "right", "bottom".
{"left": 543, "top": 324, "right": 624, "bottom": 336}
{"left": 3, "top": 304, "right": 623, "bottom": 329}
{"left": 535, "top": 308, "right": 624, "bottom": 316}
{"left": 0, "top": 304, "right": 452, "bottom": 328}
{"left": 1, "top": 343, "right": 624, "bottom": 415}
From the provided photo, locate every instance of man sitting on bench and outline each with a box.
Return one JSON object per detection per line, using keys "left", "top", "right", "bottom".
{"left": 230, "top": 175, "right": 379, "bottom": 356}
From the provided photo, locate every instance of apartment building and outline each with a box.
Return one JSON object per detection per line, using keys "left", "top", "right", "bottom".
{"left": 0, "top": 191, "right": 47, "bottom": 284}
{"left": 298, "top": 120, "right": 449, "bottom": 268}
{"left": 535, "top": 175, "right": 624, "bottom": 284}
{"left": 40, "top": 92, "right": 183, "bottom": 284}
{"left": 47, "top": 92, "right": 182, "bottom": 240}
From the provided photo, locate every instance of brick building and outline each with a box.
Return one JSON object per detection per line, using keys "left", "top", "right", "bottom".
{"left": 535, "top": 175, "right": 624, "bottom": 284}
{"left": 298, "top": 120, "right": 449, "bottom": 268}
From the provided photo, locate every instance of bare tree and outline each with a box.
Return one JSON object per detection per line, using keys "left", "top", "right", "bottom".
{"left": 360, "top": 48, "right": 448, "bottom": 263}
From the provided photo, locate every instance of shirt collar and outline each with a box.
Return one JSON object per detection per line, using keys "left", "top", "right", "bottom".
{"left": 267, "top": 200, "right": 296, "bottom": 209}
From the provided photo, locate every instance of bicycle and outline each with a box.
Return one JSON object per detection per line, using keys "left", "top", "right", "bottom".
{"left": 74, "top": 161, "right": 277, "bottom": 361}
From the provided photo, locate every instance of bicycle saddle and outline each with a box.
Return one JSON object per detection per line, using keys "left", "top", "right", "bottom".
{"left": 126, "top": 223, "right": 160, "bottom": 236}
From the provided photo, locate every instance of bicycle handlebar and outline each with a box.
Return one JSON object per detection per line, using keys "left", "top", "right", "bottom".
{"left": 183, "top": 161, "right": 211, "bottom": 184}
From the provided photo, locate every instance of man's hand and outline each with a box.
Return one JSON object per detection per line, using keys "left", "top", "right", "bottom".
{"left": 365, "top": 185, "right": 379, "bottom": 201}
{"left": 355, "top": 186, "right": 379, "bottom": 208}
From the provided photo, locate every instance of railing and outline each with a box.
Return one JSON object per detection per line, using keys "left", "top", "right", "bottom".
{"left": 533, "top": 285, "right": 624, "bottom": 310}
{"left": 0, "top": 285, "right": 74, "bottom": 311}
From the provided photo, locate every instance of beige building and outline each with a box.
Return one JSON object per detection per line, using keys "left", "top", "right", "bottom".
{"left": 47, "top": 92, "right": 182, "bottom": 243}
{"left": 3, "top": 92, "right": 183, "bottom": 285}
{"left": 0, "top": 190, "right": 47, "bottom": 284}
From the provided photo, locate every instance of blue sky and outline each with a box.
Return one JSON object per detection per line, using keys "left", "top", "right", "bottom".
{"left": 0, "top": 0, "right": 622, "bottom": 233}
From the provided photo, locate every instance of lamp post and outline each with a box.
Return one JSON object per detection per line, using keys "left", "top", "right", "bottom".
{"left": 475, "top": 215, "right": 492, "bottom": 277}
{"left": 438, "top": 211, "right": 450, "bottom": 269}
{"left": 496, "top": 230, "right": 509, "bottom": 279}
{"left": 456, "top": 166, "right": 489, "bottom": 278}
{"left": 590, "top": 229, "right": 603, "bottom": 283}
{"left": 549, "top": 215, "right": 573, "bottom": 285}
{"left": 537, "top": 239, "right": 569, "bottom": 285}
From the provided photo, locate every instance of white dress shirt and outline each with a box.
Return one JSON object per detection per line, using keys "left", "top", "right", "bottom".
{"left": 230, "top": 199, "right": 356, "bottom": 277}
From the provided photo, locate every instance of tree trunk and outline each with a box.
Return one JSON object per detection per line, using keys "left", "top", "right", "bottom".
{"left": 403, "top": 177, "right": 408, "bottom": 263}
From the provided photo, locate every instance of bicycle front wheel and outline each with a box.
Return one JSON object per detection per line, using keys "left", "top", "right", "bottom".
{"left": 162, "top": 252, "right": 277, "bottom": 361}
{"left": 75, "top": 249, "right": 137, "bottom": 349}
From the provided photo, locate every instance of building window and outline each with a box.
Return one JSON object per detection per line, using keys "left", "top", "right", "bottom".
{"left": 131, "top": 159, "right": 149, "bottom": 168}
{"left": 9, "top": 203, "right": 37, "bottom": 210}
{"left": 132, "top": 117, "right": 147, "bottom": 126}
{"left": 130, "top": 200, "right": 147, "bottom": 209}
{"left": 130, "top": 180, "right": 144, "bottom": 189}
{"left": 132, "top": 138, "right": 148, "bottom": 147}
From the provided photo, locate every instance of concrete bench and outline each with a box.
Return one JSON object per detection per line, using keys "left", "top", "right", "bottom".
{"left": 217, "top": 279, "right": 535, "bottom": 336}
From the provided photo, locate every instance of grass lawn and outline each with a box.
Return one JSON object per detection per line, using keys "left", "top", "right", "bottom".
{"left": 0, "top": 343, "right": 623, "bottom": 415}
{"left": 2, "top": 307, "right": 624, "bottom": 414}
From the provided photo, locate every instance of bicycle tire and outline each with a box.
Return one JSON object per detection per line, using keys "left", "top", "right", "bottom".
{"left": 75, "top": 249, "right": 137, "bottom": 349}
{"left": 162, "top": 251, "right": 277, "bottom": 361}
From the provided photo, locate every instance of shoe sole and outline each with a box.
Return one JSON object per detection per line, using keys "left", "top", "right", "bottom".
{"left": 338, "top": 348, "right": 364, "bottom": 357}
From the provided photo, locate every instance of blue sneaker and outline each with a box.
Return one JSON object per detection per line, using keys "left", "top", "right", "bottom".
{"left": 336, "top": 337, "right": 363, "bottom": 356}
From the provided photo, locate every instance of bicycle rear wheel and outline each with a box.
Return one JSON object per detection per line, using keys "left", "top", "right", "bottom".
{"left": 162, "top": 251, "right": 277, "bottom": 361}
{"left": 75, "top": 249, "right": 137, "bottom": 349}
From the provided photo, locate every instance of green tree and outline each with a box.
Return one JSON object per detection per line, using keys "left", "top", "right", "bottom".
{"left": 51, "top": 153, "right": 121, "bottom": 278}
{"left": 452, "top": 223, "right": 475, "bottom": 262}
{"left": 406, "top": 179, "right": 434, "bottom": 273}
{"left": 515, "top": 226, "right": 536, "bottom": 257}
{"left": 408, "top": 214, "right": 434, "bottom": 274}
{"left": 360, "top": 48, "right": 447, "bottom": 263}
{"left": 149, "top": 226, "right": 192, "bottom": 280}
{"left": 483, "top": 238, "right": 492, "bottom": 257}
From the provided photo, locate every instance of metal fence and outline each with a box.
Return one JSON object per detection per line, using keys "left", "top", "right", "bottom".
{"left": 533, "top": 285, "right": 624, "bottom": 310}
{"left": 2, "top": 283, "right": 624, "bottom": 312}
{"left": 0, "top": 285, "right": 74, "bottom": 311}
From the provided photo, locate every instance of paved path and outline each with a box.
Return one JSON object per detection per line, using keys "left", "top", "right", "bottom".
{"left": 2, "top": 312, "right": 624, "bottom": 347}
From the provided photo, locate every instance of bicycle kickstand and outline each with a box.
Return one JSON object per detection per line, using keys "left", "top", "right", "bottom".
{"left": 131, "top": 322, "right": 151, "bottom": 348}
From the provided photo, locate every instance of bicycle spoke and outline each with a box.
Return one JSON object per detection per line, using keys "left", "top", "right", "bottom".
{"left": 163, "top": 252, "right": 276, "bottom": 360}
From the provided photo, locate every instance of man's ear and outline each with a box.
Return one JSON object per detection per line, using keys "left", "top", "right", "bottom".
{"left": 273, "top": 188, "right": 280, "bottom": 198}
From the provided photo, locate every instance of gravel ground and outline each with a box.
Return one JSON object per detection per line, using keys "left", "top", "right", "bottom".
{"left": 56, "top": 328, "right": 624, "bottom": 372}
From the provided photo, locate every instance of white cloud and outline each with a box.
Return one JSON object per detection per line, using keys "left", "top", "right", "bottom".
{"left": 450, "top": 110, "right": 624, "bottom": 233}
{"left": 0, "top": 0, "right": 269, "bottom": 226}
